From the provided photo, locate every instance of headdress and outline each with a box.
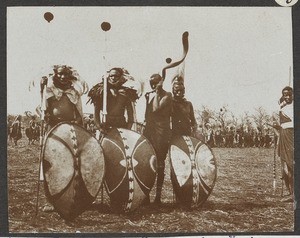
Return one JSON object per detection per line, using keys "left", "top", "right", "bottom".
{"left": 282, "top": 86, "right": 293, "bottom": 94}
{"left": 52, "top": 65, "right": 88, "bottom": 95}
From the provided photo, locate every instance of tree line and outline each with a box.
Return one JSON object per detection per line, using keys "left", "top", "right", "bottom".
{"left": 193, "top": 105, "right": 278, "bottom": 148}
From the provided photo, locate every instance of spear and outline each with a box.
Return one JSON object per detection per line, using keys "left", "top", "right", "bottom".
{"left": 273, "top": 129, "right": 277, "bottom": 194}
{"left": 100, "top": 22, "right": 111, "bottom": 127}
{"left": 102, "top": 75, "right": 108, "bottom": 124}
{"left": 35, "top": 76, "right": 48, "bottom": 217}
{"left": 288, "top": 66, "right": 292, "bottom": 87}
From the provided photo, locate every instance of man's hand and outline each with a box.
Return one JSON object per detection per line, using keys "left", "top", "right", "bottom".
{"left": 145, "top": 92, "right": 150, "bottom": 101}
{"left": 98, "top": 123, "right": 108, "bottom": 136}
{"left": 145, "top": 90, "right": 155, "bottom": 101}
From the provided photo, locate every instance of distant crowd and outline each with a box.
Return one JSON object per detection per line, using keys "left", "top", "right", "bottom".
{"left": 7, "top": 114, "right": 276, "bottom": 149}
{"left": 195, "top": 123, "right": 275, "bottom": 148}
{"left": 7, "top": 114, "right": 98, "bottom": 146}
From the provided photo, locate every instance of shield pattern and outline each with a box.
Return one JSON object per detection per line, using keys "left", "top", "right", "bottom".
{"left": 101, "top": 128, "right": 157, "bottom": 213}
{"left": 42, "top": 122, "right": 105, "bottom": 220}
{"left": 169, "top": 135, "right": 217, "bottom": 208}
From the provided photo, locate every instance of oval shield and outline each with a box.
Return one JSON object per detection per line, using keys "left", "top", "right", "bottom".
{"left": 101, "top": 128, "right": 157, "bottom": 213}
{"left": 42, "top": 122, "right": 105, "bottom": 220}
{"left": 169, "top": 135, "right": 217, "bottom": 208}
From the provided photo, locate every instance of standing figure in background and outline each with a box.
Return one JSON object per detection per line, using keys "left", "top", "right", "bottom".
{"left": 205, "top": 123, "right": 214, "bottom": 148}
{"left": 11, "top": 115, "right": 22, "bottom": 146}
{"left": 243, "top": 126, "right": 251, "bottom": 148}
{"left": 194, "top": 124, "right": 205, "bottom": 142}
{"left": 26, "top": 115, "right": 39, "bottom": 145}
{"left": 228, "top": 126, "right": 235, "bottom": 148}
{"left": 264, "top": 128, "right": 272, "bottom": 148}
{"left": 254, "top": 127, "right": 262, "bottom": 148}
{"left": 7, "top": 118, "right": 13, "bottom": 143}
{"left": 88, "top": 68, "right": 138, "bottom": 134}
{"left": 275, "top": 86, "right": 294, "bottom": 201}
{"left": 235, "top": 128, "right": 244, "bottom": 148}
{"left": 250, "top": 128, "right": 256, "bottom": 147}
{"left": 144, "top": 74, "right": 173, "bottom": 204}
{"left": 171, "top": 76, "right": 197, "bottom": 137}
{"left": 43, "top": 65, "right": 88, "bottom": 130}
{"left": 214, "top": 125, "right": 223, "bottom": 148}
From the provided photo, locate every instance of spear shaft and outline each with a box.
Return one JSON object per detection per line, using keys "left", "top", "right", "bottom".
{"left": 273, "top": 130, "right": 277, "bottom": 194}
{"left": 35, "top": 77, "right": 48, "bottom": 217}
{"left": 102, "top": 76, "right": 108, "bottom": 124}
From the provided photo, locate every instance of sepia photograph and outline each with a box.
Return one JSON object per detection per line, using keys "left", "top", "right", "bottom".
{"left": 5, "top": 4, "right": 297, "bottom": 235}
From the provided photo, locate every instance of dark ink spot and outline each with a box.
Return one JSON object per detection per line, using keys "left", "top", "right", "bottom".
{"left": 101, "top": 22, "right": 111, "bottom": 32}
{"left": 44, "top": 12, "right": 54, "bottom": 23}
{"left": 166, "top": 58, "right": 172, "bottom": 64}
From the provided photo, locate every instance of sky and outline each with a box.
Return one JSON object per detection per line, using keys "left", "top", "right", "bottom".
{"left": 7, "top": 7, "right": 293, "bottom": 122}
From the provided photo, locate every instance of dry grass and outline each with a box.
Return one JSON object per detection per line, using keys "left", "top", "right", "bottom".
{"left": 7, "top": 137, "right": 294, "bottom": 234}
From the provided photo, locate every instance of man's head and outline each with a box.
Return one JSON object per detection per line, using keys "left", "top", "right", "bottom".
{"left": 53, "top": 65, "right": 74, "bottom": 89}
{"left": 108, "top": 68, "right": 124, "bottom": 87}
{"left": 282, "top": 86, "right": 293, "bottom": 104}
{"left": 172, "top": 83, "right": 185, "bottom": 99}
{"left": 149, "top": 74, "right": 163, "bottom": 90}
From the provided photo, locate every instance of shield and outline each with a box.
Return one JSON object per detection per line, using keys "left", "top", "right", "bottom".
{"left": 42, "top": 122, "right": 105, "bottom": 220}
{"left": 169, "top": 135, "right": 217, "bottom": 208}
{"left": 101, "top": 128, "right": 157, "bottom": 213}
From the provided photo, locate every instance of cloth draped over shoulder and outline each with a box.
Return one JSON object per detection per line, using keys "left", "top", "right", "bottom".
{"left": 87, "top": 78, "right": 139, "bottom": 108}
{"left": 87, "top": 73, "right": 140, "bottom": 130}
{"left": 36, "top": 77, "right": 88, "bottom": 122}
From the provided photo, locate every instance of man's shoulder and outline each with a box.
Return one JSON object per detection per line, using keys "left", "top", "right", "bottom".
{"left": 87, "top": 83, "right": 103, "bottom": 105}
{"left": 119, "top": 87, "right": 139, "bottom": 102}
{"left": 185, "top": 100, "right": 193, "bottom": 106}
{"left": 163, "top": 91, "right": 172, "bottom": 99}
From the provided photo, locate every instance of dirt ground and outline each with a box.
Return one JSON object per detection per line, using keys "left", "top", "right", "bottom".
{"left": 7, "top": 135, "right": 294, "bottom": 234}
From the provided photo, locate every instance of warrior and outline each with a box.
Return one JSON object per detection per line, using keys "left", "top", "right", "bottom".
{"left": 214, "top": 125, "right": 223, "bottom": 148}
{"left": 168, "top": 77, "right": 217, "bottom": 209}
{"left": 43, "top": 65, "right": 88, "bottom": 130}
{"left": 10, "top": 115, "right": 22, "bottom": 146}
{"left": 274, "top": 86, "right": 294, "bottom": 201}
{"left": 143, "top": 74, "right": 173, "bottom": 204}
{"left": 7, "top": 118, "right": 13, "bottom": 143}
{"left": 205, "top": 123, "right": 215, "bottom": 148}
{"left": 171, "top": 76, "right": 197, "bottom": 137}
{"left": 88, "top": 67, "right": 138, "bottom": 133}
{"left": 39, "top": 65, "right": 88, "bottom": 212}
{"left": 26, "top": 115, "right": 39, "bottom": 145}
